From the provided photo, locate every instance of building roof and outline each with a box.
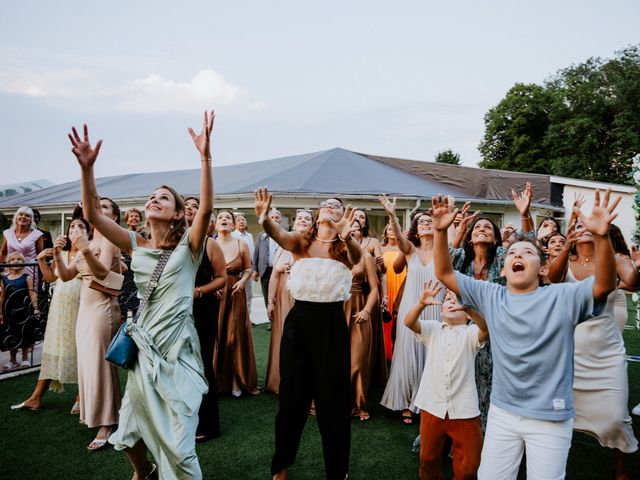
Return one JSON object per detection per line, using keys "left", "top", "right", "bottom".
{"left": 0, "top": 148, "right": 484, "bottom": 209}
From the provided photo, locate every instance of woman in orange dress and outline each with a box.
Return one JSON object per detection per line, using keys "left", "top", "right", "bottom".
{"left": 215, "top": 210, "right": 260, "bottom": 397}
{"left": 265, "top": 209, "right": 313, "bottom": 394}
{"left": 344, "top": 219, "right": 379, "bottom": 421}
{"left": 381, "top": 222, "right": 407, "bottom": 361}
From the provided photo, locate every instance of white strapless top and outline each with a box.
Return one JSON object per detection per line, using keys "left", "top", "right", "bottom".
{"left": 286, "top": 257, "right": 352, "bottom": 302}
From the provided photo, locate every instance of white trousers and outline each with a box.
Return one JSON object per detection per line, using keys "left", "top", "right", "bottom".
{"left": 478, "top": 404, "right": 573, "bottom": 480}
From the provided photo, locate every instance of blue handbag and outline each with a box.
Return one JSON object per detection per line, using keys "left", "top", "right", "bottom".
{"left": 105, "top": 249, "right": 173, "bottom": 369}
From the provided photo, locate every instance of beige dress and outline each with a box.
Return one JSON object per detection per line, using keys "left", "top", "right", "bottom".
{"left": 75, "top": 245, "right": 122, "bottom": 428}
{"left": 265, "top": 248, "right": 294, "bottom": 394}
{"left": 38, "top": 253, "right": 82, "bottom": 391}
{"left": 569, "top": 266, "right": 638, "bottom": 453}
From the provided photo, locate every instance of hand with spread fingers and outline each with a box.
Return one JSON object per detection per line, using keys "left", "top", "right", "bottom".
{"left": 512, "top": 182, "right": 533, "bottom": 216}
{"left": 429, "top": 195, "right": 458, "bottom": 231}
{"left": 68, "top": 124, "right": 103, "bottom": 170}
{"left": 331, "top": 204, "right": 356, "bottom": 240}
{"left": 579, "top": 188, "right": 621, "bottom": 237}
{"left": 254, "top": 187, "right": 273, "bottom": 223}
{"left": 378, "top": 194, "right": 397, "bottom": 218}
{"left": 188, "top": 110, "right": 215, "bottom": 160}
{"left": 418, "top": 281, "right": 443, "bottom": 307}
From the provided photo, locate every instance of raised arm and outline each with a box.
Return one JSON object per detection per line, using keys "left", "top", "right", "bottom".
{"left": 187, "top": 110, "right": 215, "bottom": 257}
{"left": 404, "top": 280, "right": 442, "bottom": 334}
{"left": 52, "top": 236, "right": 78, "bottom": 281}
{"left": 331, "top": 205, "right": 362, "bottom": 265}
{"left": 579, "top": 189, "right": 620, "bottom": 301}
{"left": 379, "top": 195, "right": 413, "bottom": 255}
{"left": 37, "top": 248, "right": 57, "bottom": 283}
{"left": 430, "top": 195, "right": 460, "bottom": 295}
{"left": 69, "top": 125, "right": 132, "bottom": 253}
{"left": 512, "top": 182, "right": 534, "bottom": 233}
{"left": 255, "top": 188, "right": 305, "bottom": 253}
{"left": 547, "top": 222, "right": 578, "bottom": 283}
{"left": 451, "top": 202, "right": 480, "bottom": 249}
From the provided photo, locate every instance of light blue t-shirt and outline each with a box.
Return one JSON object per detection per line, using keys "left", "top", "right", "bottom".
{"left": 455, "top": 271, "right": 603, "bottom": 421}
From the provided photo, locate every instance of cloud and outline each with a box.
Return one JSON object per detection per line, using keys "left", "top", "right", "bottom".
{"left": 0, "top": 66, "right": 263, "bottom": 114}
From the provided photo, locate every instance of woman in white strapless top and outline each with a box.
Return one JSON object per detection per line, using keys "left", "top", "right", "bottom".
{"left": 255, "top": 188, "right": 362, "bottom": 480}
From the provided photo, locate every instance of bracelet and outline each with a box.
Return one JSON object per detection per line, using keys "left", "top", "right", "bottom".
{"left": 338, "top": 233, "right": 346, "bottom": 242}
{"left": 268, "top": 299, "right": 275, "bottom": 305}
{"left": 196, "top": 287, "right": 203, "bottom": 298}
{"left": 522, "top": 214, "right": 531, "bottom": 220}
{"left": 389, "top": 218, "right": 399, "bottom": 225}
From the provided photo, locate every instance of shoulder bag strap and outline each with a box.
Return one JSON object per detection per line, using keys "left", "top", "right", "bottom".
{"left": 132, "top": 249, "right": 173, "bottom": 324}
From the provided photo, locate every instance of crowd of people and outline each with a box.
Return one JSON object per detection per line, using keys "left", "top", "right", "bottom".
{"left": 1, "top": 111, "right": 639, "bottom": 479}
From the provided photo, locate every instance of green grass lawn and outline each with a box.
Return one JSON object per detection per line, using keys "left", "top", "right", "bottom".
{"left": 1, "top": 313, "right": 640, "bottom": 479}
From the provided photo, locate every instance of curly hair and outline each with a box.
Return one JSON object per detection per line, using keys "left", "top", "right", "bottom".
{"left": 459, "top": 217, "right": 503, "bottom": 275}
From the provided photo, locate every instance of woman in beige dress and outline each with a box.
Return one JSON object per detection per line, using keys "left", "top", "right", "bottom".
{"left": 549, "top": 221, "right": 638, "bottom": 479}
{"left": 265, "top": 209, "right": 313, "bottom": 394}
{"left": 344, "top": 219, "right": 378, "bottom": 421}
{"left": 55, "top": 198, "right": 122, "bottom": 451}
{"left": 11, "top": 217, "right": 86, "bottom": 412}
{"left": 215, "top": 210, "right": 260, "bottom": 397}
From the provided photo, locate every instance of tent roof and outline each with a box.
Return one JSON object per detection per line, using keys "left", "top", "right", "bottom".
{"left": 0, "top": 148, "right": 481, "bottom": 208}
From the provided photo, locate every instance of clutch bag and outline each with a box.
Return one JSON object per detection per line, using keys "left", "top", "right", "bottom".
{"left": 89, "top": 271, "right": 124, "bottom": 297}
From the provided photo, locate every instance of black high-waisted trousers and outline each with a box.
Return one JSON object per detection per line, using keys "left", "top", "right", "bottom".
{"left": 271, "top": 300, "right": 351, "bottom": 479}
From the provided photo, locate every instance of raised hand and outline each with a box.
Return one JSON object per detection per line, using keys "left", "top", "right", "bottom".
{"left": 332, "top": 204, "right": 356, "bottom": 240}
{"left": 573, "top": 192, "right": 586, "bottom": 210}
{"left": 37, "top": 248, "right": 54, "bottom": 260}
{"left": 69, "top": 229, "right": 89, "bottom": 251}
{"left": 579, "top": 189, "right": 620, "bottom": 237}
{"left": 68, "top": 124, "right": 102, "bottom": 169}
{"left": 188, "top": 110, "right": 215, "bottom": 159}
{"left": 254, "top": 187, "right": 273, "bottom": 221}
{"left": 53, "top": 235, "right": 66, "bottom": 253}
{"left": 418, "top": 280, "right": 443, "bottom": 306}
{"left": 378, "top": 194, "right": 397, "bottom": 218}
{"left": 456, "top": 201, "right": 481, "bottom": 232}
{"left": 429, "top": 195, "right": 458, "bottom": 231}
{"left": 512, "top": 182, "right": 532, "bottom": 216}
{"left": 537, "top": 223, "right": 556, "bottom": 241}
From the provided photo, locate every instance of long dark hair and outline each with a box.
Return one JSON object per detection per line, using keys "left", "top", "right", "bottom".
{"left": 460, "top": 217, "right": 502, "bottom": 275}
{"left": 100, "top": 197, "right": 121, "bottom": 224}
{"left": 407, "top": 210, "right": 431, "bottom": 247}
{"left": 609, "top": 224, "right": 631, "bottom": 257}
{"left": 354, "top": 209, "right": 370, "bottom": 238}
{"left": 308, "top": 198, "right": 350, "bottom": 265}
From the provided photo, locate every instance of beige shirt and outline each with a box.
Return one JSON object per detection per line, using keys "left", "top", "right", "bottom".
{"left": 413, "top": 320, "right": 484, "bottom": 420}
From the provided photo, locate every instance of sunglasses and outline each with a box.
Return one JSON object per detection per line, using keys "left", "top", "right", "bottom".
{"left": 319, "top": 201, "right": 343, "bottom": 210}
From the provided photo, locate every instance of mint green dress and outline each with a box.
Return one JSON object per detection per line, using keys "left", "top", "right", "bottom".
{"left": 109, "top": 229, "right": 207, "bottom": 480}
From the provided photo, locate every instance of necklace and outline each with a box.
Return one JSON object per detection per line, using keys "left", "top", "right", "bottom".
{"left": 315, "top": 235, "right": 338, "bottom": 243}
{"left": 579, "top": 257, "right": 593, "bottom": 266}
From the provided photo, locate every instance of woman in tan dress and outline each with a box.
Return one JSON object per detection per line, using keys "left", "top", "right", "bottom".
{"left": 344, "top": 219, "right": 379, "bottom": 421}
{"left": 265, "top": 209, "right": 313, "bottom": 394}
{"left": 215, "top": 210, "right": 260, "bottom": 397}
{"left": 55, "top": 198, "right": 122, "bottom": 450}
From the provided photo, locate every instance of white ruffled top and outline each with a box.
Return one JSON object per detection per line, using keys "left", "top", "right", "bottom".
{"left": 286, "top": 257, "right": 352, "bottom": 302}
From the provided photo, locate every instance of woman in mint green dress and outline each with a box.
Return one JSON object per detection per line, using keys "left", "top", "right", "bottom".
{"left": 69, "top": 112, "right": 215, "bottom": 480}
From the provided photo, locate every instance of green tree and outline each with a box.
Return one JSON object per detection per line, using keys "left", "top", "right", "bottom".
{"left": 479, "top": 46, "right": 640, "bottom": 184}
{"left": 479, "top": 83, "right": 558, "bottom": 174}
{"left": 435, "top": 149, "right": 461, "bottom": 165}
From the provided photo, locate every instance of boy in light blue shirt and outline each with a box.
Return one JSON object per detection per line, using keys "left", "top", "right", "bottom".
{"left": 430, "top": 190, "right": 619, "bottom": 480}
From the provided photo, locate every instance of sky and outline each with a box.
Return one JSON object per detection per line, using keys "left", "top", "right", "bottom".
{"left": 1, "top": 0, "right": 639, "bottom": 185}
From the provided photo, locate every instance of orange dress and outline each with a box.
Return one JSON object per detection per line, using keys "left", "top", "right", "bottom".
{"left": 382, "top": 249, "right": 406, "bottom": 361}
{"left": 216, "top": 242, "right": 260, "bottom": 395}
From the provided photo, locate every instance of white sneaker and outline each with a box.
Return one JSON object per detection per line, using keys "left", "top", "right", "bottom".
{"left": 632, "top": 403, "right": 640, "bottom": 416}
{"left": 2, "top": 361, "right": 18, "bottom": 370}
{"left": 20, "top": 360, "right": 31, "bottom": 368}
{"left": 231, "top": 389, "right": 242, "bottom": 398}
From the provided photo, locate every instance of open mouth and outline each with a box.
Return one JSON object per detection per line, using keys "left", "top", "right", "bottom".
{"left": 512, "top": 262, "right": 525, "bottom": 273}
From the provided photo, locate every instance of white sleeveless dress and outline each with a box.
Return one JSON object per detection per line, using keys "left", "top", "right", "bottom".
{"left": 380, "top": 253, "right": 444, "bottom": 413}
